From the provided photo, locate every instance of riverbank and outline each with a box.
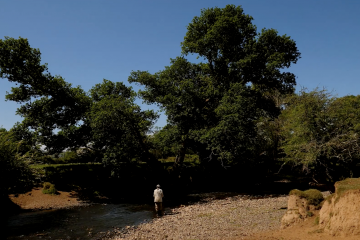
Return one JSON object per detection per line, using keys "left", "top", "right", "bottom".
{"left": 109, "top": 192, "right": 358, "bottom": 240}
{"left": 9, "top": 188, "right": 89, "bottom": 210}
{"left": 110, "top": 193, "right": 289, "bottom": 239}
{"left": 9, "top": 190, "right": 359, "bottom": 239}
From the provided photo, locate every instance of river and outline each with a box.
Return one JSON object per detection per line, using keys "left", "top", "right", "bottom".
{"left": 6, "top": 203, "right": 159, "bottom": 239}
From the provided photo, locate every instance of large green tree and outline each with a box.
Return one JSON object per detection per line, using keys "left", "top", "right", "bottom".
{"left": 280, "top": 89, "right": 360, "bottom": 182}
{"left": 0, "top": 37, "right": 158, "bottom": 167}
{"left": 88, "top": 79, "right": 158, "bottom": 167}
{"left": 130, "top": 4, "right": 300, "bottom": 167}
{"left": 0, "top": 37, "right": 92, "bottom": 153}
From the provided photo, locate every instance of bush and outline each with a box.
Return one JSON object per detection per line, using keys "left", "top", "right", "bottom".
{"left": 0, "top": 130, "right": 34, "bottom": 196}
{"left": 289, "top": 189, "right": 324, "bottom": 207}
{"left": 42, "top": 182, "right": 57, "bottom": 195}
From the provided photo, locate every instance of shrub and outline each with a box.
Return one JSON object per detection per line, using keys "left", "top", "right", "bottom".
{"left": 289, "top": 189, "right": 324, "bottom": 207}
{"left": 335, "top": 178, "right": 360, "bottom": 196}
{"left": 0, "top": 130, "right": 34, "bottom": 196}
{"left": 332, "top": 178, "right": 360, "bottom": 203}
{"left": 42, "top": 182, "right": 57, "bottom": 195}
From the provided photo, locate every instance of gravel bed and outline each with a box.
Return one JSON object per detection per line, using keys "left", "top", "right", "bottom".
{"left": 110, "top": 193, "right": 288, "bottom": 240}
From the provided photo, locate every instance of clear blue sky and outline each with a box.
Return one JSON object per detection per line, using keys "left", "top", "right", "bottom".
{"left": 1, "top": 0, "right": 359, "bottom": 130}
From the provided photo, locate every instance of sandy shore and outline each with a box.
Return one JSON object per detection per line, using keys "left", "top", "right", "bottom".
{"left": 9, "top": 188, "right": 88, "bottom": 210}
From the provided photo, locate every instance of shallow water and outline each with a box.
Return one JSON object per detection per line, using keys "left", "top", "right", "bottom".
{"left": 6, "top": 203, "right": 159, "bottom": 239}
{"left": 5, "top": 190, "right": 291, "bottom": 239}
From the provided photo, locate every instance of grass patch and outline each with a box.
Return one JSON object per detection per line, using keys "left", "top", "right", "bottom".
{"left": 289, "top": 189, "right": 324, "bottom": 207}
{"left": 314, "top": 216, "right": 319, "bottom": 225}
{"left": 30, "top": 162, "right": 102, "bottom": 169}
{"left": 334, "top": 178, "right": 360, "bottom": 197}
{"left": 42, "top": 182, "right": 58, "bottom": 195}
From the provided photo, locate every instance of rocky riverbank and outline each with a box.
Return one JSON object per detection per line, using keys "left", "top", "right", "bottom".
{"left": 110, "top": 193, "right": 289, "bottom": 240}
{"left": 108, "top": 191, "right": 359, "bottom": 240}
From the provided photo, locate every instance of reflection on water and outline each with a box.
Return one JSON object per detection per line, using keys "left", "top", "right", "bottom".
{"left": 6, "top": 203, "right": 158, "bottom": 239}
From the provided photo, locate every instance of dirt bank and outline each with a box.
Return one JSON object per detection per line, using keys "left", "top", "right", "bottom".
{"left": 9, "top": 188, "right": 88, "bottom": 210}
{"left": 244, "top": 217, "right": 360, "bottom": 240}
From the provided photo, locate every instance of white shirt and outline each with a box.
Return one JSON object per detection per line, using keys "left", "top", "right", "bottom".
{"left": 153, "top": 188, "right": 164, "bottom": 202}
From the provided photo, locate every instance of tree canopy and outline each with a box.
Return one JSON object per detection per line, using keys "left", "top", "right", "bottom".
{"left": 0, "top": 37, "right": 92, "bottom": 153}
{"left": 280, "top": 89, "right": 360, "bottom": 181}
{"left": 88, "top": 79, "right": 158, "bottom": 167}
{"left": 0, "top": 37, "right": 158, "bottom": 167}
{"left": 130, "top": 4, "right": 301, "bottom": 167}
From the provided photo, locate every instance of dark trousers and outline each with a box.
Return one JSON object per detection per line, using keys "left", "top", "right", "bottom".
{"left": 155, "top": 202, "right": 163, "bottom": 215}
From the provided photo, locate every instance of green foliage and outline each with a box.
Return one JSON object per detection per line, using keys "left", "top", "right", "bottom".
{"left": 60, "top": 151, "right": 79, "bottom": 162}
{"left": 130, "top": 4, "right": 300, "bottom": 167}
{"left": 33, "top": 155, "right": 58, "bottom": 164}
{"left": 88, "top": 79, "right": 158, "bottom": 167}
{"left": 334, "top": 178, "right": 360, "bottom": 198}
{"left": 33, "top": 163, "right": 106, "bottom": 190}
{"left": 0, "top": 130, "right": 34, "bottom": 195}
{"left": 182, "top": 5, "right": 300, "bottom": 94}
{"left": 0, "top": 38, "right": 158, "bottom": 172}
{"left": 289, "top": 189, "right": 324, "bottom": 207}
{"left": 42, "top": 182, "right": 57, "bottom": 195}
{"left": 0, "top": 5, "right": 302, "bottom": 181}
{"left": 0, "top": 37, "right": 92, "bottom": 153}
{"left": 280, "top": 89, "right": 360, "bottom": 181}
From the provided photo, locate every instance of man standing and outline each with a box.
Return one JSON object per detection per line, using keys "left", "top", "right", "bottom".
{"left": 153, "top": 184, "right": 164, "bottom": 216}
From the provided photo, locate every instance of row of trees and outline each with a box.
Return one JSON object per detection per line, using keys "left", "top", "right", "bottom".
{"left": 0, "top": 5, "right": 359, "bottom": 195}
{"left": 0, "top": 5, "right": 299, "bottom": 166}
